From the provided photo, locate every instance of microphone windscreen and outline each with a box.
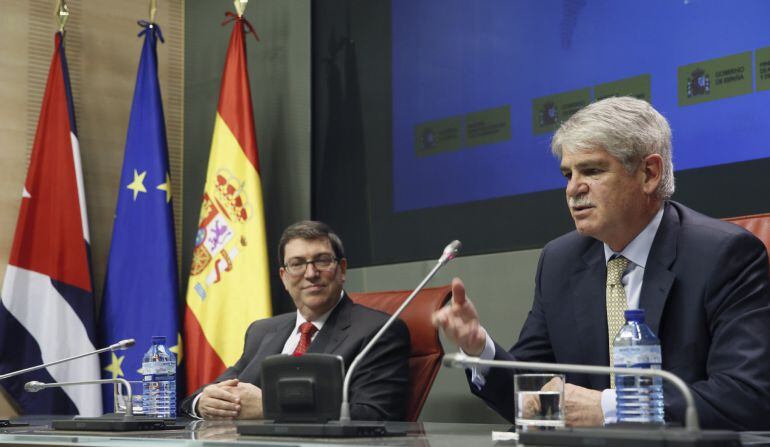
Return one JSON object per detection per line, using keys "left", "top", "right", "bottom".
{"left": 441, "top": 240, "right": 462, "bottom": 262}
{"left": 24, "top": 381, "right": 44, "bottom": 392}
{"left": 111, "top": 339, "right": 136, "bottom": 351}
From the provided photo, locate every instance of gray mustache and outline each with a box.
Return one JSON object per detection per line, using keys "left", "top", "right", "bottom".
{"left": 569, "top": 196, "right": 594, "bottom": 208}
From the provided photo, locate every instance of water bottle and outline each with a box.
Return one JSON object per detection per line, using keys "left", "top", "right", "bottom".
{"left": 613, "top": 309, "right": 664, "bottom": 423}
{"left": 142, "top": 336, "right": 176, "bottom": 418}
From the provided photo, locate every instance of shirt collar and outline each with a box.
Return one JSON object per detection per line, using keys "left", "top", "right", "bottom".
{"left": 293, "top": 289, "right": 345, "bottom": 332}
{"left": 603, "top": 206, "right": 664, "bottom": 268}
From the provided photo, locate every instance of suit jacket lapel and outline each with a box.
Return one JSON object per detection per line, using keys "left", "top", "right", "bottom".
{"left": 307, "top": 293, "right": 352, "bottom": 354}
{"left": 572, "top": 242, "right": 610, "bottom": 375}
{"left": 260, "top": 318, "right": 296, "bottom": 357}
{"left": 640, "top": 202, "right": 678, "bottom": 336}
{"left": 240, "top": 317, "right": 295, "bottom": 384}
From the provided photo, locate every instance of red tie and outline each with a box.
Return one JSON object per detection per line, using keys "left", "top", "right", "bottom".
{"left": 292, "top": 321, "right": 317, "bottom": 356}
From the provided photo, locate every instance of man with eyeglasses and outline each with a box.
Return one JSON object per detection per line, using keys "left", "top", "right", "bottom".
{"left": 180, "top": 220, "right": 411, "bottom": 421}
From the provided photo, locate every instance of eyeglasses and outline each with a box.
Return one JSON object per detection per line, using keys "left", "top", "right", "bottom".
{"left": 283, "top": 255, "right": 338, "bottom": 276}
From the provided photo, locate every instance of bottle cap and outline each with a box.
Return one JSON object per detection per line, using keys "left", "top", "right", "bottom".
{"left": 151, "top": 335, "right": 167, "bottom": 344}
{"left": 624, "top": 309, "right": 645, "bottom": 322}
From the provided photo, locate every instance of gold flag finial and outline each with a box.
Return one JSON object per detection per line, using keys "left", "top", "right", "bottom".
{"left": 234, "top": 0, "right": 248, "bottom": 17}
{"left": 55, "top": 0, "right": 69, "bottom": 32}
{"left": 149, "top": 0, "right": 158, "bottom": 23}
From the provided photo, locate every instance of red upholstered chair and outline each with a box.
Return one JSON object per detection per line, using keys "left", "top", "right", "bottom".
{"left": 723, "top": 213, "right": 770, "bottom": 274}
{"left": 348, "top": 285, "right": 452, "bottom": 422}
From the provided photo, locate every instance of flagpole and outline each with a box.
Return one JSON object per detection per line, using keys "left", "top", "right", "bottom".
{"left": 55, "top": 0, "right": 69, "bottom": 33}
{"left": 234, "top": 0, "right": 248, "bottom": 17}
{"left": 149, "top": 0, "right": 158, "bottom": 24}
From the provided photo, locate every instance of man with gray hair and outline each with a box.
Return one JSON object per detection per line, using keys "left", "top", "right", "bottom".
{"left": 433, "top": 96, "right": 770, "bottom": 429}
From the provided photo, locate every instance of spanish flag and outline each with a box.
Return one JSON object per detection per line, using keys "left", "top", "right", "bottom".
{"left": 184, "top": 14, "right": 271, "bottom": 391}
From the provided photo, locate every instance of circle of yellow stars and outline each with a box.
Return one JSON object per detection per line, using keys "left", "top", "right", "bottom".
{"left": 126, "top": 169, "right": 172, "bottom": 203}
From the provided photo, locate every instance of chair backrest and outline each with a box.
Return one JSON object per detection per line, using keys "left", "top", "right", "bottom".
{"left": 348, "top": 285, "right": 452, "bottom": 422}
{"left": 723, "top": 213, "right": 770, "bottom": 274}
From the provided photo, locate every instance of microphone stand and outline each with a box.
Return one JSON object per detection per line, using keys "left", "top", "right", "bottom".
{"left": 443, "top": 353, "right": 741, "bottom": 447}
{"left": 339, "top": 240, "right": 461, "bottom": 422}
{"left": 25, "top": 378, "right": 134, "bottom": 416}
{"left": 25, "top": 378, "right": 181, "bottom": 431}
{"left": 0, "top": 339, "right": 135, "bottom": 427}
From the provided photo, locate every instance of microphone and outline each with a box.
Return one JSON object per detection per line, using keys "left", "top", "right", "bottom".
{"left": 442, "top": 352, "right": 699, "bottom": 430}
{"left": 438, "top": 240, "right": 462, "bottom": 265}
{"left": 110, "top": 339, "right": 136, "bottom": 350}
{"left": 25, "top": 378, "right": 135, "bottom": 416}
{"left": 0, "top": 338, "right": 135, "bottom": 381}
{"left": 339, "top": 240, "right": 462, "bottom": 422}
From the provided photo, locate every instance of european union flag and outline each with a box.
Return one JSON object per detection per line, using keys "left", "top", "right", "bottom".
{"left": 99, "top": 22, "right": 180, "bottom": 413}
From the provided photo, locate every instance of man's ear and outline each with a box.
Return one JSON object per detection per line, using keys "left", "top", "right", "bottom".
{"left": 641, "top": 154, "right": 663, "bottom": 195}
{"left": 338, "top": 258, "right": 347, "bottom": 282}
{"left": 279, "top": 267, "right": 289, "bottom": 290}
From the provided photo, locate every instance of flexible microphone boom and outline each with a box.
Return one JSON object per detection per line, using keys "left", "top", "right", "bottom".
{"left": 21, "top": 341, "right": 182, "bottom": 432}
{"left": 0, "top": 339, "right": 134, "bottom": 427}
{"left": 25, "top": 378, "right": 135, "bottom": 416}
{"left": 339, "top": 240, "right": 462, "bottom": 422}
{"left": 0, "top": 339, "right": 135, "bottom": 381}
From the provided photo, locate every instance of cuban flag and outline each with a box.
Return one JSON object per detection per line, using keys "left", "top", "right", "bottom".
{"left": 99, "top": 21, "right": 181, "bottom": 413}
{"left": 0, "top": 32, "right": 101, "bottom": 416}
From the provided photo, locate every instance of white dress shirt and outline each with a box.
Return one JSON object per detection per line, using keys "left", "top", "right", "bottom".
{"left": 280, "top": 292, "right": 343, "bottom": 354}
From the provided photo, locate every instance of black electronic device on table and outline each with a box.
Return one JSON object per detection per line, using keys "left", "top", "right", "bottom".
{"left": 52, "top": 414, "right": 182, "bottom": 431}
{"left": 237, "top": 354, "right": 405, "bottom": 437}
{"left": 519, "top": 424, "right": 741, "bottom": 447}
{"left": 238, "top": 420, "right": 407, "bottom": 438}
{"left": 262, "top": 353, "right": 344, "bottom": 423}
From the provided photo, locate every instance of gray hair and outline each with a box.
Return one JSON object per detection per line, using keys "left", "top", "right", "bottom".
{"left": 278, "top": 220, "right": 346, "bottom": 266}
{"left": 550, "top": 96, "right": 675, "bottom": 199}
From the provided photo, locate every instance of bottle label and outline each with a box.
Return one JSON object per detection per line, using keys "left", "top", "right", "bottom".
{"left": 613, "top": 345, "right": 661, "bottom": 369}
{"left": 142, "top": 361, "right": 176, "bottom": 382}
{"left": 143, "top": 373, "right": 176, "bottom": 382}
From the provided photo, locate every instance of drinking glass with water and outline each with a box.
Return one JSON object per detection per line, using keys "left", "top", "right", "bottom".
{"left": 114, "top": 381, "right": 143, "bottom": 415}
{"left": 514, "top": 373, "right": 565, "bottom": 432}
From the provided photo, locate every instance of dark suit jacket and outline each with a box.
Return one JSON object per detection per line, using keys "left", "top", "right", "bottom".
{"left": 180, "top": 294, "right": 411, "bottom": 421}
{"left": 472, "top": 201, "right": 770, "bottom": 430}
